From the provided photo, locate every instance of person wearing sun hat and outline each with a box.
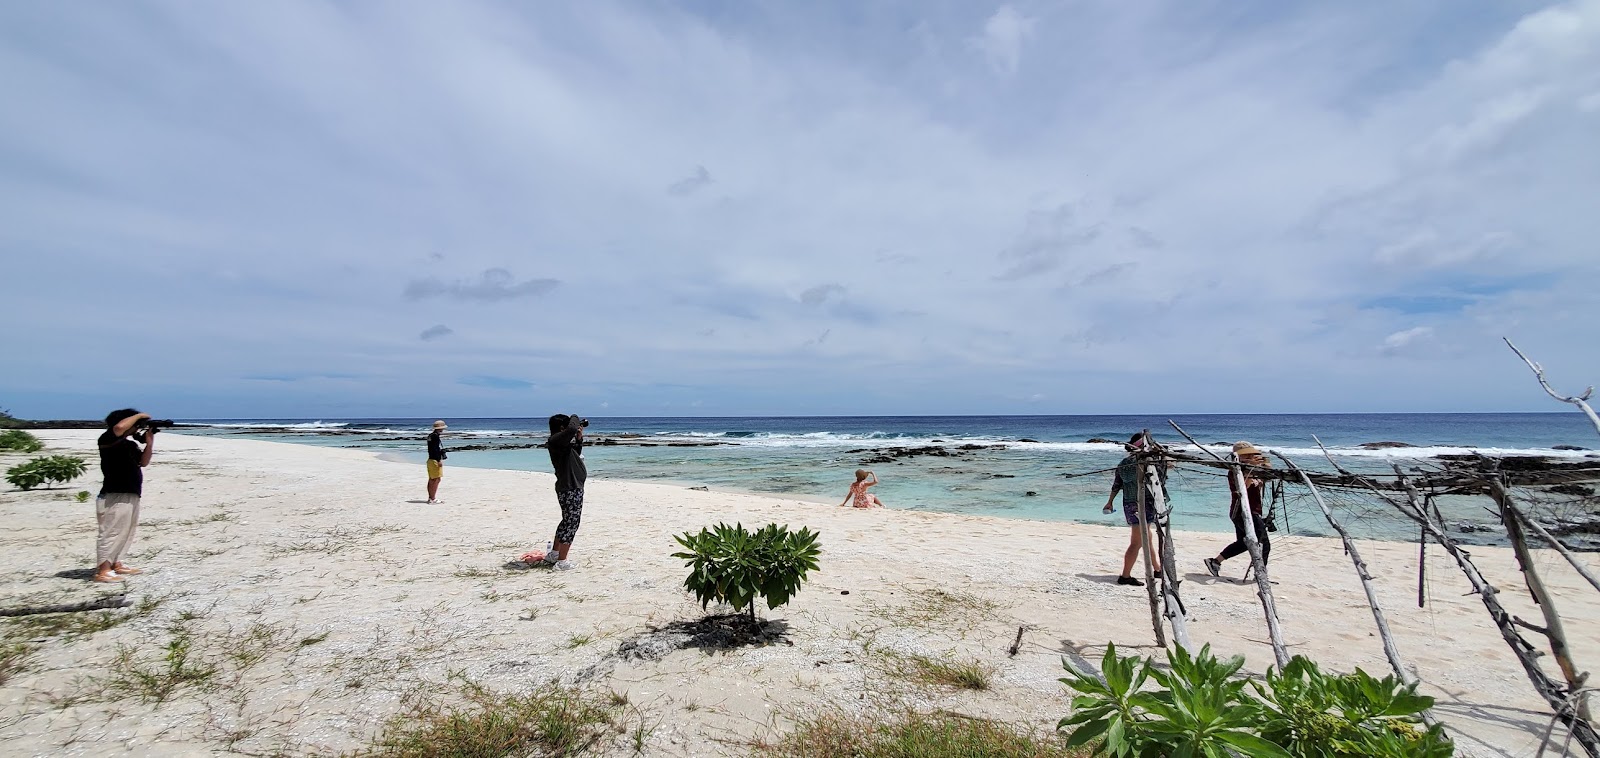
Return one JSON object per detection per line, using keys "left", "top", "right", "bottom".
{"left": 1101, "top": 432, "right": 1165, "bottom": 586}
{"left": 426, "top": 420, "right": 448, "bottom": 504}
{"left": 1204, "top": 441, "right": 1272, "bottom": 577}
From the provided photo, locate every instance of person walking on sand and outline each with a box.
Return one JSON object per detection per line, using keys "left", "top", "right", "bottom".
{"left": 1204, "top": 441, "right": 1273, "bottom": 577}
{"left": 839, "top": 469, "right": 885, "bottom": 508}
{"left": 540, "top": 413, "right": 587, "bottom": 571}
{"left": 94, "top": 409, "right": 157, "bottom": 583}
{"left": 1101, "top": 433, "right": 1164, "bottom": 586}
{"left": 426, "top": 420, "right": 448, "bottom": 504}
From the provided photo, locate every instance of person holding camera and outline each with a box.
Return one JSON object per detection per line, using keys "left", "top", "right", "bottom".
{"left": 94, "top": 409, "right": 159, "bottom": 583}
{"left": 541, "top": 413, "right": 588, "bottom": 571}
{"left": 426, "top": 420, "right": 448, "bottom": 504}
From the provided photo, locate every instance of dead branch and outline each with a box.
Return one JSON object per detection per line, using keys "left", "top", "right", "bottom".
{"left": 1230, "top": 457, "right": 1290, "bottom": 669}
{"left": 1134, "top": 433, "right": 1166, "bottom": 648}
{"left": 0, "top": 594, "right": 129, "bottom": 617}
{"left": 1274, "top": 451, "right": 1426, "bottom": 723}
{"left": 1503, "top": 498, "right": 1600, "bottom": 595}
{"left": 1506, "top": 338, "right": 1600, "bottom": 438}
{"left": 1143, "top": 448, "right": 1191, "bottom": 650}
{"left": 1493, "top": 478, "right": 1595, "bottom": 725}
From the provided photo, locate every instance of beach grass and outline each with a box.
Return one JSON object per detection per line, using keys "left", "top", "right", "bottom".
{"left": 0, "top": 640, "right": 32, "bottom": 685}
{"left": 349, "top": 681, "right": 622, "bottom": 757}
{"left": 107, "top": 625, "right": 219, "bottom": 703}
{"left": 871, "top": 587, "right": 1003, "bottom": 630}
{"left": 906, "top": 654, "right": 993, "bottom": 690}
{"left": 755, "top": 709, "right": 1086, "bottom": 757}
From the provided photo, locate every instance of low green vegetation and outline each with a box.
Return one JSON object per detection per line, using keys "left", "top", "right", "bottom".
{"left": 758, "top": 709, "right": 1085, "bottom": 757}
{"left": 673, "top": 522, "right": 821, "bottom": 621}
{"left": 906, "top": 653, "right": 993, "bottom": 691}
{"left": 107, "top": 625, "right": 219, "bottom": 703}
{"left": 1058, "top": 643, "right": 1451, "bottom": 757}
{"left": 0, "top": 429, "right": 43, "bottom": 452}
{"left": 5, "top": 454, "right": 88, "bottom": 491}
{"left": 350, "top": 681, "right": 623, "bottom": 757}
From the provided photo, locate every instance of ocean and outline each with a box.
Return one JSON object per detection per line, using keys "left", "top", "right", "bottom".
{"left": 174, "top": 414, "right": 1597, "bottom": 545}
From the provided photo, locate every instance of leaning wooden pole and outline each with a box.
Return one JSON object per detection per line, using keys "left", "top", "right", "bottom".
{"left": 1229, "top": 457, "right": 1291, "bottom": 669}
{"left": 1273, "top": 453, "right": 1425, "bottom": 707}
{"left": 1386, "top": 474, "right": 1600, "bottom": 755}
{"left": 1504, "top": 498, "right": 1600, "bottom": 596}
{"left": 1134, "top": 445, "right": 1166, "bottom": 648}
{"left": 1143, "top": 448, "right": 1191, "bottom": 650}
{"left": 1491, "top": 478, "right": 1594, "bottom": 724}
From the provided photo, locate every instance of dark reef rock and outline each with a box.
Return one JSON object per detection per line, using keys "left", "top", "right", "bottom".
{"left": 1360, "top": 441, "right": 1415, "bottom": 449}
{"left": 1086, "top": 438, "right": 1119, "bottom": 444}
{"left": 1554, "top": 444, "right": 1589, "bottom": 451}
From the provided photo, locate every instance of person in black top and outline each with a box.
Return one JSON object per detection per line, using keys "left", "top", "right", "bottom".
{"left": 94, "top": 408, "right": 157, "bottom": 583}
{"left": 426, "top": 420, "right": 448, "bottom": 504}
{"left": 541, "top": 413, "right": 588, "bottom": 570}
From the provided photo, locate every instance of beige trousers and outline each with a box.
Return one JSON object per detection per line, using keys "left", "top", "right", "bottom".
{"left": 95, "top": 493, "right": 141, "bottom": 566}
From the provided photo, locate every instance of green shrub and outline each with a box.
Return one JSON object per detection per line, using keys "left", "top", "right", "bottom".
{"left": 76, "top": 490, "right": 90, "bottom": 503}
{"left": 0, "top": 429, "right": 42, "bottom": 452}
{"left": 5, "top": 455, "right": 88, "bottom": 491}
{"left": 1058, "top": 644, "right": 1451, "bottom": 757}
{"left": 672, "top": 522, "right": 821, "bottom": 621}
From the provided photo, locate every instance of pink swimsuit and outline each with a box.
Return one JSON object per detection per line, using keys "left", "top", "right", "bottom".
{"left": 849, "top": 480, "right": 876, "bottom": 508}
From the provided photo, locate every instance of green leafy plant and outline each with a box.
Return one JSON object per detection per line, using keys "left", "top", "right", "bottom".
{"left": 0, "top": 429, "right": 43, "bottom": 453}
{"left": 672, "top": 522, "right": 821, "bottom": 621}
{"left": 5, "top": 455, "right": 87, "bottom": 491}
{"left": 75, "top": 490, "right": 90, "bottom": 503}
{"left": 1059, "top": 645, "right": 1450, "bottom": 758}
{"left": 1253, "top": 657, "right": 1451, "bottom": 757}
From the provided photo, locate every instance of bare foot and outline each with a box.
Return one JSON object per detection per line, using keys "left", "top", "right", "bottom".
{"left": 113, "top": 564, "right": 142, "bottom": 575}
{"left": 93, "top": 572, "right": 124, "bottom": 583}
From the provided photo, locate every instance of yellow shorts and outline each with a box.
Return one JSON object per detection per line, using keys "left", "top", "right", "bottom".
{"left": 427, "top": 459, "right": 443, "bottom": 478}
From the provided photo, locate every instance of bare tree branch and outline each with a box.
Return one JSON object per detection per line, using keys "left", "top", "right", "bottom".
{"left": 1506, "top": 337, "right": 1600, "bottom": 438}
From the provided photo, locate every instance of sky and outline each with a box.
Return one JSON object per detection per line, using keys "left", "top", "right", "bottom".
{"left": 2, "top": 0, "right": 1598, "bottom": 419}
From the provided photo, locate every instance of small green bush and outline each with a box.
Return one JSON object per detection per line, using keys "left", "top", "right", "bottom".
{"left": 5, "top": 455, "right": 88, "bottom": 491}
{"left": 76, "top": 490, "right": 90, "bottom": 503}
{"left": 0, "top": 429, "right": 42, "bottom": 453}
{"left": 1058, "top": 644, "right": 1451, "bottom": 757}
{"left": 673, "top": 522, "right": 821, "bottom": 621}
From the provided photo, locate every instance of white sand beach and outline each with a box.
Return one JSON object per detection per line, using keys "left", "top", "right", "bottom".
{"left": 2, "top": 430, "right": 1596, "bottom": 756}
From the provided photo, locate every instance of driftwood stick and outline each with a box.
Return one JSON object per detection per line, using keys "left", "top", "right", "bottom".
{"left": 1168, "top": 420, "right": 1225, "bottom": 461}
{"left": 1134, "top": 433, "right": 1165, "bottom": 648}
{"left": 1009, "top": 626, "right": 1025, "bottom": 657}
{"left": 1503, "top": 499, "right": 1600, "bottom": 596}
{"left": 1493, "top": 478, "right": 1594, "bottom": 725}
{"left": 1506, "top": 338, "right": 1600, "bottom": 438}
{"left": 1229, "top": 458, "right": 1291, "bottom": 669}
{"left": 0, "top": 594, "right": 129, "bottom": 617}
{"left": 1144, "top": 451, "right": 1191, "bottom": 650}
{"left": 1274, "top": 453, "right": 1419, "bottom": 686}
{"left": 1386, "top": 473, "right": 1600, "bottom": 755}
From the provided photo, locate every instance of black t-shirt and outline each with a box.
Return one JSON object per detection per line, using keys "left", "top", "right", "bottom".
{"left": 98, "top": 431, "right": 143, "bottom": 496}
{"left": 546, "top": 427, "right": 587, "bottom": 491}
{"left": 427, "top": 432, "right": 446, "bottom": 461}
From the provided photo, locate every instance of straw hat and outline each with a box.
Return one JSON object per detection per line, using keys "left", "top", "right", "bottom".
{"left": 432, "top": 420, "right": 448, "bottom": 430}
{"left": 1232, "top": 441, "right": 1262, "bottom": 458}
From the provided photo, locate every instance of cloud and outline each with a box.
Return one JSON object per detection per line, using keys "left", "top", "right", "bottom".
{"left": 404, "top": 269, "right": 560, "bottom": 302}
{"left": 798, "top": 284, "right": 845, "bottom": 305}
{"left": 458, "top": 375, "right": 535, "bottom": 390}
{"left": 1379, "top": 326, "right": 1436, "bottom": 356}
{"left": 974, "top": 5, "right": 1033, "bottom": 75}
{"left": 419, "top": 324, "right": 454, "bottom": 340}
{"left": 995, "top": 203, "right": 1103, "bottom": 280}
{"left": 667, "top": 165, "right": 713, "bottom": 196}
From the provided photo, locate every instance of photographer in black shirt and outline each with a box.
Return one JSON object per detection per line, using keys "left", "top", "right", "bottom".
{"left": 94, "top": 409, "right": 157, "bottom": 583}
{"left": 540, "top": 413, "right": 588, "bottom": 571}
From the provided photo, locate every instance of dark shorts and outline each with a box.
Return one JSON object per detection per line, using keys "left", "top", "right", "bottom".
{"left": 1122, "top": 500, "right": 1157, "bottom": 526}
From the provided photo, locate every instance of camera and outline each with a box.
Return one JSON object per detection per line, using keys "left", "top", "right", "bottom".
{"left": 137, "top": 419, "right": 175, "bottom": 430}
{"left": 578, "top": 418, "right": 589, "bottom": 428}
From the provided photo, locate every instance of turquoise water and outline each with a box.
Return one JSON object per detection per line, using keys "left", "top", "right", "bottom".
{"left": 176, "top": 414, "right": 1599, "bottom": 544}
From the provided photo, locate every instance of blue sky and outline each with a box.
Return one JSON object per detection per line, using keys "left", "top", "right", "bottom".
{"left": 2, "top": 1, "right": 1598, "bottom": 418}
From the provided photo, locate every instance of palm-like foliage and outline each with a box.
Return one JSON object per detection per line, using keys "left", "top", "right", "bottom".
{"left": 672, "top": 522, "right": 821, "bottom": 620}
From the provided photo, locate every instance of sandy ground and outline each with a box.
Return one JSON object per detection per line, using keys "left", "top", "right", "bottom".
{"left": 0, "top": 430, "right": 1596, "bottom": 757}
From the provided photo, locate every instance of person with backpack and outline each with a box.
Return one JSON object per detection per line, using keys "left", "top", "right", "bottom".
{"left": 1204, "top": 441, "right": 1273, "bottom": 577}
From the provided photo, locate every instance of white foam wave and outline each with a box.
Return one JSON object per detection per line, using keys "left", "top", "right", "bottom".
{"left": 199, "top": 421, "right": 349, "bottom": 430}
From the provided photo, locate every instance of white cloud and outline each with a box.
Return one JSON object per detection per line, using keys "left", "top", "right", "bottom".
{"left": 0, "top": 0, "right": 1596, "bottom": 416}
{"left": 1380, "top": 327, "right": 1436, "bottom": 356}
{"left": 974, "top": 5, "right": 1033, "bottom": 75}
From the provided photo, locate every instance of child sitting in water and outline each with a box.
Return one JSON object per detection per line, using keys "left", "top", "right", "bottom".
{"left": 840, "top": 469, "right": 885, "bottom": 508}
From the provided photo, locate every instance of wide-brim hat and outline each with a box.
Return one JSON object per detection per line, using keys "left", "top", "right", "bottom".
{"left": 1232, "top": 441, "right": 1262, "bottom": 458}
{"left": 432, "top": 420, "right": 448, "bottom": 430}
